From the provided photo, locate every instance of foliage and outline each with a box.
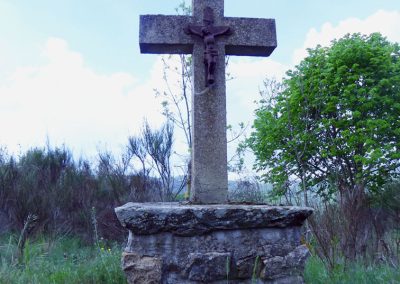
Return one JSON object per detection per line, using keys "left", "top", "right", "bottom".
{"left": 304, "top": 255, "right": 400, "bottom": 284}
{"left": 370, "top": 180, "right": 400, "bottom": 223}
{"left": 0, "top": 146, "right": 101, "bottom": 237}
{"left": 228, "top": 176, "right": 266, "bottom": 203}
{"left": 127, "top": 120, "right": 186, "bottom": 201}
{"left": 248, "top": 33, "right": 400, "bottom": 264}
{"left": 2, "top": 234, "right": 400, "bottom": 284}
{"left": 306, "top": 190, "right": 400, "bottom": 271}
{"left": 157, "top": 55, "right": 193, "bottom": 151}
{"left": 0, "top": 235, "right": 125, "bottom": 284}
{"left": 248, "top": 33, "right": 400, "bottom": 199}
{"left": 154, "top": 1, "right": 193, "bottom": 198}
{"left": 0, "top": 123, "right": 181, "bottom": 240}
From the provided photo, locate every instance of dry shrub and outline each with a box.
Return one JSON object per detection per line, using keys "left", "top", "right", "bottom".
{"left": 306, "top": 181, "right": 400, "bottom": 270}
{"left": 0, "top": 146, "right": 163, "bottom": 241}
{"left": 229, "top": 176, "right": 266, "bottom": 203}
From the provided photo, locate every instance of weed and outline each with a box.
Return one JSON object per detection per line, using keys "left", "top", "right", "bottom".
{"left": 226, "top": 255, "right": 231, "bottom": 282}
{"left": 252, "top": 255, "right": 260, "bottom": 283}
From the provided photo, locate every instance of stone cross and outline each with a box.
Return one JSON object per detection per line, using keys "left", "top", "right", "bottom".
{"left": 139, "top": 0, "right": 277, "bottom": 204}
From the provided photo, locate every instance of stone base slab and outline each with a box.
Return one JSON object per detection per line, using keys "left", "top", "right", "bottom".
{"left": 115, "top": 203, "right": 313, "bottom": 283}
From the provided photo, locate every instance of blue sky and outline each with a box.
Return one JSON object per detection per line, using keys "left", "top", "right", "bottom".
{"left": 0, "top": 0, "right": 399, "bottom": 163}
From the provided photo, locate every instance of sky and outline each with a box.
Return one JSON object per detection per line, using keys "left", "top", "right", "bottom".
{"left": 0, "top": 0, "right": 399, "bottom": 166}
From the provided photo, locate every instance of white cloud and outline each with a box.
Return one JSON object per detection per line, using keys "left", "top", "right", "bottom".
{"left": 0, "top": 37, "right": 165, "bottom": 158}
{"left": 227, "top": 57, "right": 287, "bottom": 125}
{"left": 0, "top": 39, "right": 285, "bottom": 162}
{"left": 225, "top": 57, "right": 288, "bottom": 174}
{"left": 293, "top": 9, "right": 400, "bottom": 65}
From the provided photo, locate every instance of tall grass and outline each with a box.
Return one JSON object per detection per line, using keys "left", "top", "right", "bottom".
{"left": 0, "top": 234, "right": 126, "bottom": 284}
{"left": 304, "top": 255, "right": 400, "bottom": 284}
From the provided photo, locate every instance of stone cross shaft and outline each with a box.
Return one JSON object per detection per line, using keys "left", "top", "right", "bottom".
{"left": 139, "top": 0, "right": 277, "bottom": 204}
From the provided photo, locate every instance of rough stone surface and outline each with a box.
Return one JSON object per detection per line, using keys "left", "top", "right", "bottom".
{"left": 139, "top": 15, "right": 192, "bottom": 54}
{"left": 191, "top": 55, "right": 228, "bottom": 204}
{"left": 261, "top": 245, "right": 309, "bottom": 281}
{"left": 122, "top": 252, "right": 162, "bottom": 284}
{"left": 224, "top": 17, "right": 276, "bottom": 56}
{"left": 120, "top": 226, "right": 308, "bottom": 283}
{"left": 185, "top": 252, "right": 231, "bottom": 281}
{"left": 139, "top": 0, "right": 277, "bottom": 204}
{"left": 115, "top": 202, "right": 313, "bottom": 236}
{"left": 116, "top": 203, "right": 313, "bottom": 283}
{"left": 139, "top": 11, "right": 276, "bottom": 56}
{"left": 190, "top": 0, "right": 230, "bottom": 204}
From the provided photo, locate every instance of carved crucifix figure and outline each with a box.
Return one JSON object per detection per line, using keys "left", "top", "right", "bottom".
{"left": 185, "top": 7, "right": 231, "bottom": 85}
{"left": 139, "top": 0, "right": 277, "bottom": 204}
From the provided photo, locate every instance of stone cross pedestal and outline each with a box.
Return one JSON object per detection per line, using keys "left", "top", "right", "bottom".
{"left": 139, "top": 0, "right": 276, "bottom": 203}
{"left": 116, "top": 203, "right": 313, "bottom": 283}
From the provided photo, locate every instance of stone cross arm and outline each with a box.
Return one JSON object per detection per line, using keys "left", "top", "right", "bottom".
{"left": 139, "top": 15, "right": 277, "bottom": 57}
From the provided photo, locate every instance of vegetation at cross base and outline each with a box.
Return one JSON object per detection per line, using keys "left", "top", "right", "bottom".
{"left": 0, "top": 233, "right": 399, "bottom": 284}
{"left": 246, "top": 33, "right": 400, "bottom": 272}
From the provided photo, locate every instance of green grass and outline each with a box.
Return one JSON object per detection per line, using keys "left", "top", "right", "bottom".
{"left": 0, "top": 235, "right": 126, "bottom": 284}
{"left": 304, "top": 255, "right": 400, "bottom": 284}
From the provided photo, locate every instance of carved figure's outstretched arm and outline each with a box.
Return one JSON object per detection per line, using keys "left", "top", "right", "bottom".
{"left": 184, "top": 26, "right": 204, "bottom": 38}
{"left": 212, "top": 26, "right": 232, "bottom": 37}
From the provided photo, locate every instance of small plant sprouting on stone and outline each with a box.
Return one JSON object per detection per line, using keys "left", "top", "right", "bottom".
{"left": 226, "top": 255, "right": 231, "bottom": 282}
{"left": 252, "top": 255, "right": 260, "bottom": 283}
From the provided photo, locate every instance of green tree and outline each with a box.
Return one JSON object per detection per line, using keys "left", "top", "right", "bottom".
{"left": 248, "top": 33, "right": 400, "bottom": 263}
{"left": 248, "top": 33, "right": 400, "bottom": 200}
